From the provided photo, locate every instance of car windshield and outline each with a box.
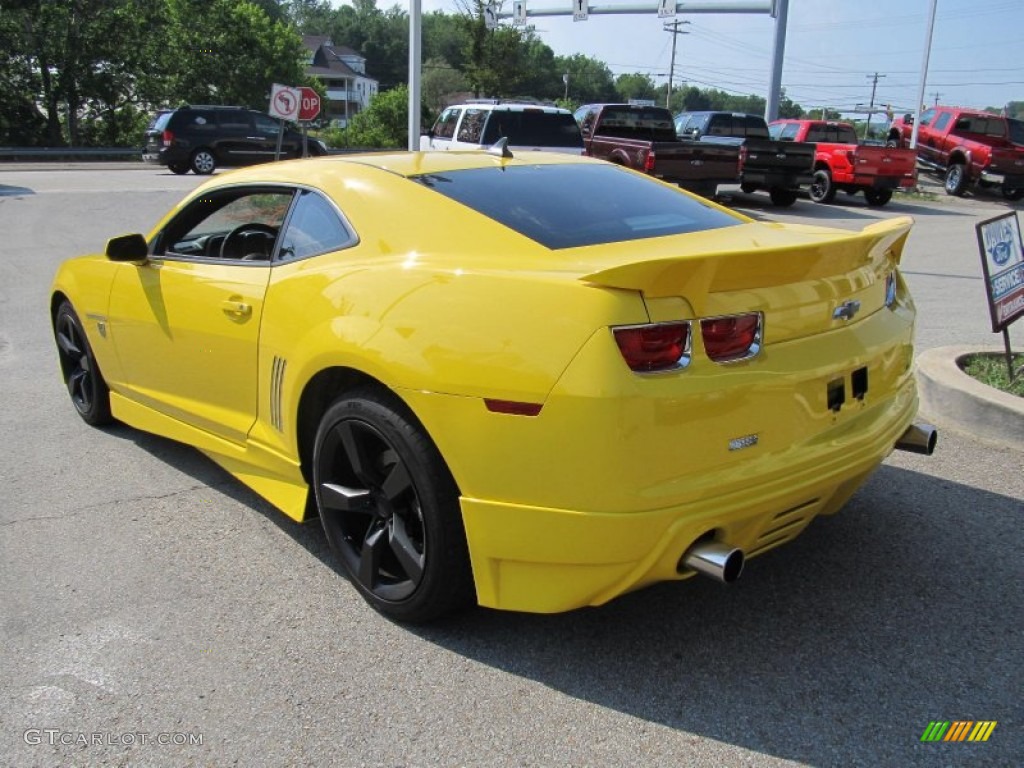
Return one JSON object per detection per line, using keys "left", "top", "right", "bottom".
{"left": 412, "top": 163, "right": 739, "bottom": 249}
{"left": 480, "top": 111, "right": 583, "bottom": 148}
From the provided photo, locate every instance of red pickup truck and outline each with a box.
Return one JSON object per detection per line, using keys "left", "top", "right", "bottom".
{"left": 887, "top": 106, "right": 1024, "bottom": 200}
{"left": 573, "top": 103, "right": 739, "bottom": 198}
{"left": 770, "top": 119, "right": 917, "bottom": 207}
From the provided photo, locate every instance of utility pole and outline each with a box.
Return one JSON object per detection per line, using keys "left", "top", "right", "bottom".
{"left": 931, "top": 91, "right": 943, "bottom": 106}
{"left": 664, "top": 20, "right": 690, "bottom": 110}
{"left": 865, "top": 72, "right": 886, "bottom": 138}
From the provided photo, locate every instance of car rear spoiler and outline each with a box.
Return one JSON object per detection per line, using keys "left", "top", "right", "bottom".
{"left": 580, "top": 216, "right": 912, "bottom": 310}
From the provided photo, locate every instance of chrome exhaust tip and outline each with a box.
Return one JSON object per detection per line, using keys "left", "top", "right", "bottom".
{"left": 894, "top": 423, "right": 938, "bottom": 456}
{"left": 680, "top": 541, "right": 745, "bottom": 583}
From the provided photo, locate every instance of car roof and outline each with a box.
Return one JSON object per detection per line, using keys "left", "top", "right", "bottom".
{"left": 192, "top": 150, "right": 597, "bottom": 188}
{"left": 448, "top": 102, "right": 572, "bottom": 115}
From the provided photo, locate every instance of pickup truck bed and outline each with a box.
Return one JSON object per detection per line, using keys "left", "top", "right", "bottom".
{"left": 574, "top": 104, "right": 739, "bottom": 197}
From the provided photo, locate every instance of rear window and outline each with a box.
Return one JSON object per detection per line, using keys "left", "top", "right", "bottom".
{"left": 481, "top": 111, "right": 583, "bottom": 148}
{"left": 595, "top": 107, "right": 677, "bottom": 141}
{"left": 149, "top": 112, "right": 172, "bottom": 131}
{"left": 412, "top": 163, "right": 739, "bottom": 249}
{"left": 708, "top": 115, "right": 769, "bottom": 138}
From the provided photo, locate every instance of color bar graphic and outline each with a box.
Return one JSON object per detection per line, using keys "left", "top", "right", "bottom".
{"left": 920, "top": 721, "right": 997, "bottom": 742}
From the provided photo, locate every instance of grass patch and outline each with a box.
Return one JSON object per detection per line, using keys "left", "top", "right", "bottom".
{"left": 960, "top": 353, "right": 1024, "bottom": 397}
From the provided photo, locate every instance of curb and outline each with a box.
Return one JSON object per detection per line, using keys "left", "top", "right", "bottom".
{"left": 915, "top": 345, "right": 1024, "bottom": 448}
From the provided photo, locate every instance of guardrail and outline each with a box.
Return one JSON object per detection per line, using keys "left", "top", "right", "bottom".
{"left": 0, "top": 147, "right": 144, "bottom": 160}
{"left": 0, "top": 146, "right": 390, "bottom": 161}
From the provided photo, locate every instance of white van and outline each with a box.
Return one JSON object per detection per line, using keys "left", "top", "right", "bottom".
{"left": 420, "top": 101, "right": 584, "bottom": 154}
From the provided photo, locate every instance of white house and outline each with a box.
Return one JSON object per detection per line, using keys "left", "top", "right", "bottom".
{"left": 303, "top": 36, "right": 379, "bottom": 127}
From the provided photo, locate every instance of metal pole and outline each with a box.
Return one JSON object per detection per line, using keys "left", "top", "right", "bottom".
{"left": 910, "top": 0, "right": 938, "bottom": 150}
{"left": 664, "top": 20, "right": 689, "bottom": 110}
{"left": 765, "top": 0, "right": 788, "bottom": 121}
{"left": 408, "top": 0, "right": 422, "bottom": 150}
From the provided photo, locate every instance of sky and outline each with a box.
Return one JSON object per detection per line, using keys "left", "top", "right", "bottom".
{"left": 403, "top": 0, "right": 1024, "bottom": 116}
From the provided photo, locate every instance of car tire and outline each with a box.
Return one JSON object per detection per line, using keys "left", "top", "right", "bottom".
{"left": 168, "top": 162, "right": 190, "bottom": 175}
{"left": 1002, "top": 185, "right": 1024, "bottom": 201}
{"left": 740, "top": 183, "right": 757, "bottom": 194}
{"left": 313, "top": 389, "right": 474, "bottom": 623}
{"left": 769, "top": 188, "right": 798, "bottom": 207}
{"left": 54, "top": 300, "right": 113, "bottom": 427}
{"left": 809, "top": 169, "right": 836, "bottom": 203}
{"left": 864, "top": 188, "right": 893, "bottom": 207}
{"left": 190, "top": 148, "right": 216, "bottom": 175}
{"left": 944, "top": 163, "right": 969, "bottom": 196}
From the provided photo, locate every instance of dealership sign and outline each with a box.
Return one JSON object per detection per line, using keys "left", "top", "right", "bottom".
{"left": 976, "top": 212, "right": 1024, "bottom": 333}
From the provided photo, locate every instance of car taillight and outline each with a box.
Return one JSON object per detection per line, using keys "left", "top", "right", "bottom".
{"left": 700, "top": 313, "right": 762, "bottom": 363}
{"left": 162, "top": 129, "right": 174, "bottom": 147}
{"left": 613, "top": 322, "right": 690, "bottom": 372}
{"left": 738, "top": 145, "right": 747, "bottom": 171}
{"left": 644, "top": 151, "right": 656, "bottom": 173}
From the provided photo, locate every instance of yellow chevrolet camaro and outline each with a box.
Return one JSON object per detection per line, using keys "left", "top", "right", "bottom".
{"left": 51, "top": 151, "right": 936, "bottom": 622}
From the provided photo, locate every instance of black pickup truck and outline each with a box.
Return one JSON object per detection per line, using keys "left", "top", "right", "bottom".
{"left": 574, "top": 103, "right": 739, "bottom": 197}
{"left": 674, "top": 111, "right": 815, "bottom": 206}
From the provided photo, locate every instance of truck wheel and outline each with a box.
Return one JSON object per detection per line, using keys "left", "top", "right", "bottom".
{"left": 809, "top": 170, "right": 836, "bottom": 203}
{"left": 864, "top": 188, "right": 893, "bottom": 207}
{"left": 740, "top": 183, "right": 757, "bottom": 194}
{"left": 944, "top": 163, "right": 969, "bottom": 196}
{"left": 1002, "top": 185, "right": 1024, "bottom": 201}
{"left": 769, "top": 188, "right": 798, "bottom": 207}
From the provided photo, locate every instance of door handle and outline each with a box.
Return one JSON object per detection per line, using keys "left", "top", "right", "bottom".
{"left": 221, "top": 299, "right": 252, "bottom": 317}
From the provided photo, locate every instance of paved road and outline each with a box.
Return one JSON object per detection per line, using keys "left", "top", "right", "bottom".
{"left": 1, "top": 166, "right": 1021, "bottom": 767}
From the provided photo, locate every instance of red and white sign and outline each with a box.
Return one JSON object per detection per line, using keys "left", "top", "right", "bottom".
{"left": 269, "top": 83, "right": 300, "bottom": 121}
{"left": 299, "top": 87, "right": 321, "bottom": 122}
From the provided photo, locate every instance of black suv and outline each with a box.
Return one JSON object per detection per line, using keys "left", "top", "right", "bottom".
{"left": 143, "top": 105, "right": 328, "bottom": 175}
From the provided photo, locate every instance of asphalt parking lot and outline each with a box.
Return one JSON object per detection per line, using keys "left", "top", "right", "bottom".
{"left": 1, "top": 164, "right": 1021, "bottom": 767}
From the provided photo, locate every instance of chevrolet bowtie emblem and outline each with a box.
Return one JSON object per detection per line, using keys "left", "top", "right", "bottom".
{"left": 833, "top": 300, "right": 862, "bottom": 321}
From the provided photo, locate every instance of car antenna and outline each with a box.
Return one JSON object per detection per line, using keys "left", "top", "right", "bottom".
{"left": 487, "top": 137, "right": 513, "bottom": 159}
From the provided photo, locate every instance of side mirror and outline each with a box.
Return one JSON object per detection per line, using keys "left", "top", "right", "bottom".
{"left": 105, "top": 233, "right": 148, "bottom": 262}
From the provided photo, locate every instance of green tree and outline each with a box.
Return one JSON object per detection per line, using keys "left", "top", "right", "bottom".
{"left": 422, "top": 58, "right": 469, "bottom": 115}
{"left": 615, "top": 73, "right": 657, "bottom": 102}
{"left": 158, "top": 0, "right": 307, "bottom": 110}
{"left": 557, "top": 54, "right": 617, "bottom": 105}
{"left": 332, "top": 85, "right": 414, "bottom": 148}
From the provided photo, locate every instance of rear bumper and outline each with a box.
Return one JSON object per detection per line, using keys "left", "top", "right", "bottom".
{"left": 849, "top": 174, "right": 916, "bottom": 190}
{"left": 458, "top": 380, "right": 917, "bottom": 613}
{"left": 739, "top": 168, "right": 813, "bottom": 189}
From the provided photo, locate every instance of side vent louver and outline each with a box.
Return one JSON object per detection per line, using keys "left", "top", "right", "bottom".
{"left": 271, "top": 356, "right": 287, "bottom": 432}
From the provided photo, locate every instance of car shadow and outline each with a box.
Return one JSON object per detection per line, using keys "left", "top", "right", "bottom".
{"left": 109, "top": 426, "right": 1021, "bottom": 765}
{"left": 0, "top": 184, "right": 35, "bottom": 197}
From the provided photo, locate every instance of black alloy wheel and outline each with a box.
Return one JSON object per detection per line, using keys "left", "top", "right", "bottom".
{"left": 313, "top": 391, "right": 474, "bottom": 622}
{"left": 54, "top": 301, "right": 112, "bottom": 426}
{"left": 809, "top": 169, "right": 836, "bottom": 203}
